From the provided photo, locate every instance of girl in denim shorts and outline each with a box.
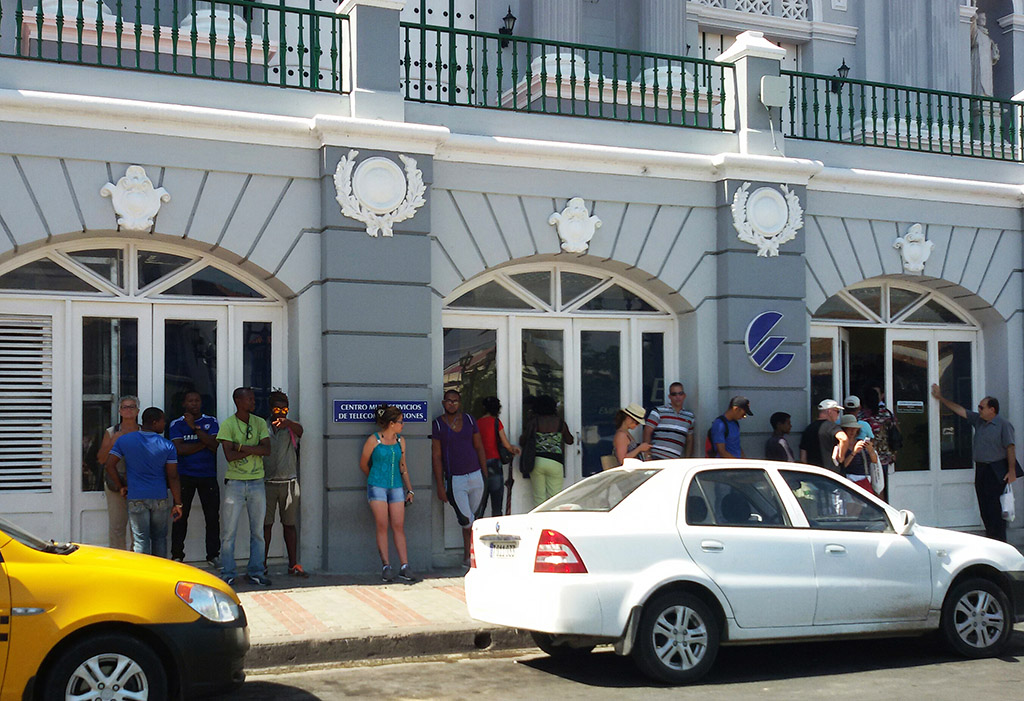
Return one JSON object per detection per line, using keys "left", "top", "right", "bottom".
{"left": 359, "top": 404, "right": 417, "bottom": 582}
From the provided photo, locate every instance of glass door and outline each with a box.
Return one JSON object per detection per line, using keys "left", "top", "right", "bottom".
{"left": 575, "top": 320, "right": 628, "bottom": 479}
{"left": 71, "top": 302, "right": 153, "bottom": 545}
{"left": 886, "top": 330, "right": 977, "bottom": 527}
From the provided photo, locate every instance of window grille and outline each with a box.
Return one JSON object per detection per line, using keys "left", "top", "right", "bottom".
{"left": 781, "top": 0, "right": 808, "bottom": 20}
{"left": 736, "top": 0, "right": 772, "bottom": 15}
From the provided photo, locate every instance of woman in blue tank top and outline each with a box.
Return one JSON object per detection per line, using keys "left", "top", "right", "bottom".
{"left": 359, "top": 404, "right": 417, "bottom": 583}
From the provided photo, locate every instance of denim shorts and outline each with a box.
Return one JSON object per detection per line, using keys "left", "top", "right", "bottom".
{"left": 367, "top": 484, "right": 405, "bottom": 503}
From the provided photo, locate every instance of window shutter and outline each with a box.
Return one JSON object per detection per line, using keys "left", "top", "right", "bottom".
{"left": 0, "top": 314, "right": 53, "bottom": 491}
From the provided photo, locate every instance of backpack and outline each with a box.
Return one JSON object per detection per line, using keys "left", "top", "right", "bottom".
{"left": 705, "top": 415, "right": 730, "bottom": 458}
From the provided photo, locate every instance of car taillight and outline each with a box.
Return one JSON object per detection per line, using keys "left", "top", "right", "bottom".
{"left": 470, "top": 536, "right": 476, "bottom": 568}
{"left": 534, "top": 529, "right": 587, "bottom": 573}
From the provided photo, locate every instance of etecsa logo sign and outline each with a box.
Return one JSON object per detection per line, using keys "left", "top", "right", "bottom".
{"left": 745, "top": 311, "right": 795, "bottom": 373}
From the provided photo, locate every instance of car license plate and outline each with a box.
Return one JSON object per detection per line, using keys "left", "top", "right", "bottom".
{"left": 490, "top": 542, "right": 517, "bottom": 558}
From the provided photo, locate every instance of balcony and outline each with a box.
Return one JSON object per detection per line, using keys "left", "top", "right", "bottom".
{"left": 400, "top": 22, "right": 735, "bottom": 133}
{"left": 0, "top": 0, "right": 350, "bottom": 93}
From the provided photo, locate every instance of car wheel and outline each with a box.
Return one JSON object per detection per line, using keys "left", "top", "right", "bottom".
{"left": 941, "top": 577, "right": 1012, "bottom": 658}
{"left": 633, "top": 591, "right": 719, "bottom": 684}
{"left": 41, "top": 632, "right": 168, "bottom": 701}
{"left": 530, "top": 631, "right": 595, "bottom": 659}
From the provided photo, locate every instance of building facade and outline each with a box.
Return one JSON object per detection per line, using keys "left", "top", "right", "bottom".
{"left": 1, "top": 0, "right": 1023, "bottom": 571}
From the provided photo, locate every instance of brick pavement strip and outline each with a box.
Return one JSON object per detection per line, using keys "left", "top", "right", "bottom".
{"left": 238, "top": 575, "right": 533, "bottom": 670}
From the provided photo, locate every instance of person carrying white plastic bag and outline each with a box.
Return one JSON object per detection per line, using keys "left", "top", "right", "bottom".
{"left": 1001, "top": 484, "right": 1015, "bottom": 522}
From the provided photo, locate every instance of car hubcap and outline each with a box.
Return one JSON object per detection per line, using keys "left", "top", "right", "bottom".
{"left": 65, "top": 653, "right": 149, "bottom": 701}
{"left": 953, "top": 589, "right": 1005, "bottom": 649}
{"left": 651, "top": 604, "right": 707, "bottom": 671}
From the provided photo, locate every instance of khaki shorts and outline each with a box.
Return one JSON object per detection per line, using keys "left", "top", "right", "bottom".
{"left": 265, "top": 480, "right": 300, "bottom": 526}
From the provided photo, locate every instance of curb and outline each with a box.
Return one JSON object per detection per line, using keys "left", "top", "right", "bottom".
{"left": 246, "top": 627, "right": 533, "bottom": 670}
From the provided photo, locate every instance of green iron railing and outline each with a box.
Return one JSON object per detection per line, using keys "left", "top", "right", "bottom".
{"left": 401, "top": 21, "right": 735, "bottom": 132}
{"left": 1, "top": 0, "right": 350, "bottom": 93}
{"left": 783, "top": 69, "right": 1024, "bottom": 161}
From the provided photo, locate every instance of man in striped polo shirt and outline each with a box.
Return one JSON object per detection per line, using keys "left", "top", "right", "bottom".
{"left": 643, "top": 382, "right": 696, "bottom": 460}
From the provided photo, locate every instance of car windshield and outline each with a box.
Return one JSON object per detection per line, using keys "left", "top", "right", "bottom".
{"left": 536, "top": 468, "right": 659, "bottom": 512}
{"left": 0, "top": 515, "right": 55, "bottom": 551}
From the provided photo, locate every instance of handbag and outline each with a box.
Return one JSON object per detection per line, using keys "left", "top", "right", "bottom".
{"left": 600, "top": 454, "right": 619, "bottom": 471}
{"left": 494, "top": 417, "right": 513, "bottom": 465}
{"left": 869, "top": 461, "right": 885, "bottom": 494}
{"left": 1000, "top": 484, "right": 1015, "bottom": 522}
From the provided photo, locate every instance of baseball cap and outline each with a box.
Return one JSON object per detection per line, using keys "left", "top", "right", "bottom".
{"left": 818, "top": 399, "right": 841, "bottom": 411}
{"left": 729, "top": 396, "right": 753, "bottom": 416}
{"left": 844, "top": 395, "right": 861, "bottom": 409}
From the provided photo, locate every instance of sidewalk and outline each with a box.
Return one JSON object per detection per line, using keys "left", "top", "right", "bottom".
{"left": 233, "top": 566, "right": 530, "bottom": 670}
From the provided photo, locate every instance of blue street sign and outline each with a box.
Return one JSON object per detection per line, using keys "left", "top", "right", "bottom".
{"left": 333, "top": 400, "right": 429, "bottom": 423}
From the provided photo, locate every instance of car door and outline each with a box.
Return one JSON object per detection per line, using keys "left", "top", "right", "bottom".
{"left": 778, "top": 469, "right": 933, "bottom": 625}
{"left": 677, "top": 467, "right": 817, "bottom": 628}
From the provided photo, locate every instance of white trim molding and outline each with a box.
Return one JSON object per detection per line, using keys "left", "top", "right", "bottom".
{"left": 687, "top": 2, "right": 858, "bottom": 44}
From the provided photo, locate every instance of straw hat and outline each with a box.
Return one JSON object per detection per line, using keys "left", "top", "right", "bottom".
{"left": 622, "top": 403, "right": 646, "bottom": 424}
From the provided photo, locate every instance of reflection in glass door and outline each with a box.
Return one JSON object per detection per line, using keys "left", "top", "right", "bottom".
{"left": 891, "top": 339, "right": 930, "bottom": 473}
{"left": 521, "top": 328, "right": 565, "bottom": 426}
{"left": 81, "top": 318, "right": 139, "bottom": 493}
{"left": 938, "top": 341, "right": 973, "bottom": 471}
{"left": 164, "top": 319, "right": 217, "bottom": 428}
{"left": 442, "top": 328, "right": 498, "bottom": 417}
{"left": 579, "top": 330, "right": 621, "bottom": 478}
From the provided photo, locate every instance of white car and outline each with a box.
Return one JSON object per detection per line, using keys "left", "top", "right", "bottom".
{"left": 465, "top": 459, "right": 1024, "bottom": 684}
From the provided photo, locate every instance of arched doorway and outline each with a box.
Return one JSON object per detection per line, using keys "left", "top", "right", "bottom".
{"left": 442, "top": 263, "right": 676, "bottom": 518}
{"left": 0, "top": 239, "right": 286, "bottom": 551}
{"left": 810, "top": 280, "right": 980, "bottom": 528}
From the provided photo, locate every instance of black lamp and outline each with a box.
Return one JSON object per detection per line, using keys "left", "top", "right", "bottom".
{"left": 830, "top": 58, "right": 850, "bottom": 94}
{"left": 499, "top": 6, "right": 517, "bottom": 48}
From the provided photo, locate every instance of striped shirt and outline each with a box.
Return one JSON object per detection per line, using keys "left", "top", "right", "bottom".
{"left": 646, "top": 405, "right": 695, "bottom": 459}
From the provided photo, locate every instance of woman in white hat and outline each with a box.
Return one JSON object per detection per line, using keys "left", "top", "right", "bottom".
{"left": 610, "top": 403, "right": 652, "bottom": 468}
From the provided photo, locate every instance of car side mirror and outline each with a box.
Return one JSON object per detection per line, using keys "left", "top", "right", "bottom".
{"left": 896, "top": 509, "right": 916, "bottom": 536}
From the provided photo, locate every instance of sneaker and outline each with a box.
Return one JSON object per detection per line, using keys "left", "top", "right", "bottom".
{"left": 206, "top": 556, "right": 221, "bottom": 569}
{"left": 171, "top": 556, "right": 184, "bottom": 563}
{"left": 247, "top": 574, "right": 272, "bottom": 586}
{"left": 288, "top": 564, "right": 310, "bottom": 578}
{"left": 398, "top": 565, "right": 419, "bottom": 583}
{"left": 223, "top": 576, "right": 236, "bottom": 586}
{"left": 381, "top": 565, "right": 394, "bottom": 582}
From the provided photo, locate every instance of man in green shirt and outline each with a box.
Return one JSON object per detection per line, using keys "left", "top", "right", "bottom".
{"left": 217, "top": 387, "right": 271, "bottom": 586}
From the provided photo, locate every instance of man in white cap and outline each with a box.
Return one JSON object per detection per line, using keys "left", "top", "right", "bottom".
{"left": 799, "top": 399, "right": 849, "bottom": 471}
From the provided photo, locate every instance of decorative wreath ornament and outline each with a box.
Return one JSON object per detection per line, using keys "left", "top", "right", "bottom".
{"left": 334, "top": 149, "right": 426, "bottom": 237}
{"left": 731, "top": 182, "right": 803, "bottom": 257}
{"left": 100, "top": 165, "right": 170, "bottom": 232}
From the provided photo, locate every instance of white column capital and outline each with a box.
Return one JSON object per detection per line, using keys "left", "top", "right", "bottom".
{"left": 338, "top": 0, "right": 405, "bottom": 14}
{"left": 716, "top": 31, "right": 787, "bottom": 63}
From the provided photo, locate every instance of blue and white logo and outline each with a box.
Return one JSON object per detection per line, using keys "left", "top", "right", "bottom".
{"left": 745, "top": 311, "right": 795, "bottom": 373}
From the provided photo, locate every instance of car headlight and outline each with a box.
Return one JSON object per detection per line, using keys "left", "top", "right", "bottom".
{"left": 175, "top": 581, "right": 240, "bottom": 623}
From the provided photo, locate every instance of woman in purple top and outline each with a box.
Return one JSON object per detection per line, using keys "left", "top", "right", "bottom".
{"left": 431, "top": 389, "right": 488, "bottom": 567}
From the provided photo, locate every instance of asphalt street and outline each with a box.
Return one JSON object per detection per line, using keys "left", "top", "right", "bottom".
{"left": 229, "top": 627, "right": 1024, "bottom": 700}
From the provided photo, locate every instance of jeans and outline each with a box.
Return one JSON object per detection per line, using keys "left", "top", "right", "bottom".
{"left": 127, "top": 497, "right": 171, "bottom": 557}
{"left": 484, "top": 459, "right": 505, "bottom": 517}
{"left": 221, "top": 478, "right": 267, "bottom": 578}
{"left": 171, "top": 474, "right": 221, "bottom": 561}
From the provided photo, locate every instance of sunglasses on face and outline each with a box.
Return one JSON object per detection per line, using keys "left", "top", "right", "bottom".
{"left": 271, "top": 407, "right": 289, "bottom": 415}
{"left": 669, "top": 391, "right": 685, "bottom": 396}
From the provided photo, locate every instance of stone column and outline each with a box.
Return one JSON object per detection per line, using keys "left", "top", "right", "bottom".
{"left": 339, "top": 0, "right": 406, "bottom": 121}
{"left": 640, "top": 0, "right": 686, "bottom": 56}
{"left": 717, "top": 31, "right": 788, "bottom": 156}
{"left": 532, "top": 0, "right": 582, "bottom": 44}
{"left": 886, "top": 0, "right": 922, "bottom": 87}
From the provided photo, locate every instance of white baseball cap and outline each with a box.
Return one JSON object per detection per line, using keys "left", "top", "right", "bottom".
{"left": 818, "top": 399, "right": 841, "bottom": 411}
{"left": 844, "top": 395, "right": 861, "bottom": 409}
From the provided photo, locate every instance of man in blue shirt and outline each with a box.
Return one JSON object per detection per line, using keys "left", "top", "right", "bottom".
{"left": 105, "top": 407, "right": 183, "bottom": 556}
{"left": 710, "top": 397, "right": 752, "bottom": 458}
{"left": 169, "top": 390, "right": 221, "bottom": 566}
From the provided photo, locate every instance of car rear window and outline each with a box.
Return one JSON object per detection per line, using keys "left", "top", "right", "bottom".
{"left": 536, "top": 468, "right": 659, "bottom": 512}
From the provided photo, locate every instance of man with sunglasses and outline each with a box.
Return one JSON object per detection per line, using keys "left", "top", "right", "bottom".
{"left": 263, "top": 390, "right": 308, "bottom": 578}
{"left": 643, "top": 382, "right": 695, "bottom": 460}
{"left": 217, "top": 387, "right": 272, "bottom": 585}
{"left": 799, "top": 399, "right": 849, "bottom": 471}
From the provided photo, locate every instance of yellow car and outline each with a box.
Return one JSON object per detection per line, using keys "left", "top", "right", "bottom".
{"left": 0, "top": 515, "right": 248, "bottom": 700}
